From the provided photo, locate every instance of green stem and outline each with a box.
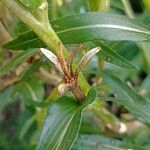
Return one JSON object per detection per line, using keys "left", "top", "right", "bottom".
{"left": 2, "top": 0, "right": 40, "bottom": 34}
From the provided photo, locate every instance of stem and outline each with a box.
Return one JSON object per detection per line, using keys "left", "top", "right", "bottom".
{"left": 2, "top": 0, "right": 40, "bottom": 33}
{"left": 36, "top": 1, "right": 49, "bottom": 26}
{"left": 121, "top": 0, "right": 150, "bottom": 72}
{"left": 71, "top": 85, "right": 85, "bottom": 103}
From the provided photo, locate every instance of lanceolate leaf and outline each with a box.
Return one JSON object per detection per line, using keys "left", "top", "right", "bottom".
{"left": 53, "top": 12, "right": 150, "bottom": 43}
{"left": 94, "top": 41, "right": 138, "bottom": 69}
{"left": 4, "top": 12, "right": 150, "bottom": 50}
{"left": 4, "top": 31, "right": 44, "bottom": 50}
{"left": 104, "top": 72, "right": 150, "bottom": 125}
{"left": 36, "top": 89, "right": 96, "bottom": 150}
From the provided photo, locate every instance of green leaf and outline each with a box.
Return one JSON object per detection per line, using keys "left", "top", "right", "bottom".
{"left": 4, "top": 31, "right": 44, "bottom": 50}
{"left": 104, "top": 72, "right": 150, "bottom": 125}
{"left": 4, "top": 12, "right": 150, "bottom": 50}
{"left": 36, "top": 89, "right": 97, "bottom": 150}
{"left": 53, "top": 12, "right": 150, "bottom": 43}
{"left": 0, "top": 49, "right": 38, "bottom": 75}
{"left": 72, "top": 134, "right": 125, "bottom": 150}
{"left": 94, "top": 41, "right": 138, "bottom": 69}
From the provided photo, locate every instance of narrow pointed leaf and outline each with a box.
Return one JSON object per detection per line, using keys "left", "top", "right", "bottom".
{"left": 36, "top": 89, "right": 96, "bottom": 150}
{"left": 94, "top": 41, "right": 139, "bottom": 69}
{"left": 104, "top": 72, "right": 150, "bottom": 125}
{"left": 4, "top": 13, "right": 150, "bottom": 50}
{"left": 4, "top": 31, "right": 44, "bottom": 50}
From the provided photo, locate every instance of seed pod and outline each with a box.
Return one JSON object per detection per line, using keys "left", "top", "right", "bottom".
{"left": 56, "top": 43, "right": 69, "bottom": 75}
{"left": 66, "top": 44, "right": 83, "bottom": 74}
{"left": 75, "top": 47, "right": 100, "bottom": 75}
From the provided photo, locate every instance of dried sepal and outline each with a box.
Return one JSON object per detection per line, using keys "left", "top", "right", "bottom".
{"left": 40, "top": 48, "right": 63, "bottom": 74}
{"left": 75, "top": 47, "right": 101, "bottom": 75}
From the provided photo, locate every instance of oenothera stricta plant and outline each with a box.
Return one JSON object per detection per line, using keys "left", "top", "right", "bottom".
{"left": 2, "top": 0, "right": 150, "bottom": 149}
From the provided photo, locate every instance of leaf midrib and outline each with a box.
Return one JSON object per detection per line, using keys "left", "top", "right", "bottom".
{"left": 7, "top": 23, "right": 150, "bottom": 49}
{"left": 39, "top": 105, "right": 73, "bottom": 148}
{"left": 56, "top": 24, "right": 150, "bottom": 35}
{"left": 46, "top": 113, "right": 72, "bottom": 150}
{"left": 54, "top": 110, "right": 81, "bottom": 150}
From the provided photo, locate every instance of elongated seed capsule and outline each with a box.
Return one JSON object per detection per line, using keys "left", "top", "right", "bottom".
{"left": 66, "top": 45, "right": 83, "bottom": 75}
{"left": 40, "top": 48, "right": 63, "bottom": 74}
{"left": 75, "top": 47, "right": 101, "bottom": 75}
